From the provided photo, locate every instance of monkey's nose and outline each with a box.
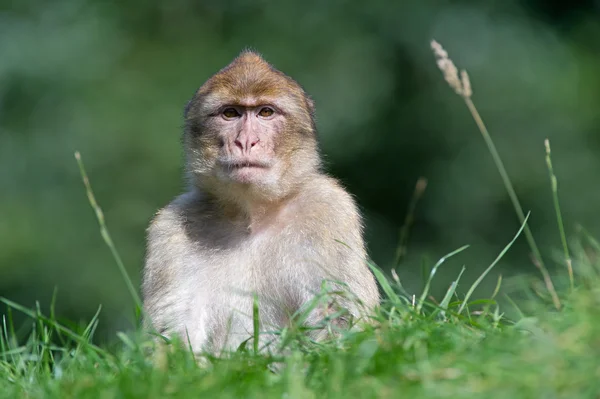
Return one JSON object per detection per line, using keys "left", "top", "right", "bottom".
{"left": 234, "top": 136, "right": 260, "bottom": 154}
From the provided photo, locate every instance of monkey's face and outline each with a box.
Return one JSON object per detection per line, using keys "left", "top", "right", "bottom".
{"left": 184, "top": 51, "right": 320, "bottom": 201}
{"left": 185, "top": 95, "right": 318, "bottom": 199}
{"left": 205, "top": 101, "right": 284, "bottom": 186}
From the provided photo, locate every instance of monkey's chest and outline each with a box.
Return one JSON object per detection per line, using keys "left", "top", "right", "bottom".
{"left": 181, "top": 236, "right": 326, "bottom": 352}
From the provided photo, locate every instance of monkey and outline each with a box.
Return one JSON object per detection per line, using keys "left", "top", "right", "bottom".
{"left": 142, "top": 50, "right": 380, "bottom": 355}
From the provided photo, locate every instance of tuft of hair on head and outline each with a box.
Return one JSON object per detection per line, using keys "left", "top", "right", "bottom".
{"left": 183, "top": 48, "right": 271, "bottom": 118}
{"left": 235, "top": 47, "right": 268, "bottom": 64}
{"left": 203, "top": 50, "right": 292, "bottom": 97}
{"left": 185, "top": 48, "right": 317, "bottom": 136}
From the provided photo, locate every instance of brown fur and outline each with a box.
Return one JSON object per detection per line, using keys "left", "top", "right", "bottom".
{"left": 142, "top": 50, "right": 379, "bottom": 355}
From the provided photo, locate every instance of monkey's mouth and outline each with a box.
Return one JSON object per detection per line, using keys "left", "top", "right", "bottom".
{"left": 219, "top": 160, "right": 271, "bottom": 170}
{"left": 218, "top": 159, "right": 272, "bottom": 183}
{"left": 231, "top": 162, "right": 267, "bottom": 169}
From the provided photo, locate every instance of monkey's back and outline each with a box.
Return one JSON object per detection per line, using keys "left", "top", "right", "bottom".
{"left": 142, "top": 175, "right": 379, "bottom": 353}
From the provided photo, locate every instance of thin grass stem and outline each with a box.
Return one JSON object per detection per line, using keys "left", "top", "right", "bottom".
{"left": 74, "top": 152, "right": 143, "bottom": 312}
{"left": 530, "top": 254, "right": 562, "bottom": 310}
{"left": 431, "top": 40, "right": 561, "bottom": 310}
{"left": 416, "top": 245, "right": 470, "bottom": 314}
{"left": 458, "top": 212, "right": 530, "bottom": 314}
{"left": 463, "top": 99, "right": 540, "bottom": 261}
{"left": 253, "top": 294, "right": 260, "bottom": 355}
{"left": 544, "top": 139, "right": 574, "bottom": 292}
{"left": 395, "top": 177, "right": 428, "bottom": 265}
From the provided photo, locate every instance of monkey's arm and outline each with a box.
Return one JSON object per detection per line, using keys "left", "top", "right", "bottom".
{"left": 301, "top": 177, "right": 380, "bottom": 324}
{"left": 142, "top": 204, "right": 191, "bottom": 338}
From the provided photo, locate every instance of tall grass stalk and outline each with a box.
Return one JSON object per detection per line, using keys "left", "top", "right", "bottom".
{"left": 74, "top": 152, "right": 143, "bottom": 312}
{"left": 430, "top": 40, "right": 560, "bottom": 310}
{"left": 395, "top": 177, "right": 428, "bottom": 265}
{"left": 253, "top": 294, "right": 260, "bottom": 355}
{"left": 544, "top": 139, "right": 574, "bottom": 292}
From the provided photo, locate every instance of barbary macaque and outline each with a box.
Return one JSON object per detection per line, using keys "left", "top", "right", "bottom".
{"left": 142, "top": 50, "right": 379, "bottom": 354}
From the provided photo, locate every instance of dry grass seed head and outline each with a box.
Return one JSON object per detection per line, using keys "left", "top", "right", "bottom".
{"left": 430, "top": 40, "right": 471, "bottom": 98}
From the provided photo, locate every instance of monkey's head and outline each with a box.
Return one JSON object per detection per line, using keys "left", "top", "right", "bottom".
{"left": 183, "top": 50, "right": 320, "bottom": 204}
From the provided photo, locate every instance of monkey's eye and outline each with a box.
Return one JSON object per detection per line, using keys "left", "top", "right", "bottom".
{"left": 258, "top": 107, "right": 275, "bottom": 118}
{"left": 222, "top": 108, "right": 240, "bottom": 118}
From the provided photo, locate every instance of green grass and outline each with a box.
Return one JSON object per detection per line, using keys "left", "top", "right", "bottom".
{"left": 2, "top": 193, "right": 599, "bottom": 398}
{"left": 2, "top": 42, "right": 600, "bottom": 398}
{"left": 2, "top": 239, "right": 600, "bottom": 398}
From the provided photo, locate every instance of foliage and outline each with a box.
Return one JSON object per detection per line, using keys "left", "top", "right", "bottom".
{"left": 1, "top": 1, "right": 600, "bottom": 396}
{"left": 1, "top": 0, "right": 600, "bottom": 335}
{"left": 1, "top": 227, "right": 599, "bottom": 397}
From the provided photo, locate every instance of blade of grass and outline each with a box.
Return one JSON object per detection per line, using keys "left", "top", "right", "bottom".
{"left": 530, "top": 254, "right": 562, "bottom": 310}
{"left": 74, "top": 152, "right": 143, "bottom": 312}
{"left": 82, "top": 305, "right": 103, "bottom": 341}
{"left": 2, "top": 310, "right": 18, "bottom": 366}
{"left": 544, "top": 139, "right": 573, "bottom": 292}
{"left": 253, "top": 293, "right": 260, "bottom": 355}
{"left": 439, "top": 266, "right": 466, "bottom": 312}
{"left": 416, "top": 245, "right": 470, "bottom": 314}
{"left": 491, "top": 274, "right": 503, "bottom": 300}
{"left": 463, "top": 97, "right": 560, "bottom": 307}
{"left": 0, "top": 347, "right": 28, "bottom": 357}
{"left": 48, "top": 287, "right": 66, "bottom": 348}
{"left": 185, "top": 328, "right": 196, "bottom": 359}
{"left": 395, "top": 177, "right": 428, "bottom": 265}
{"left": 504, "top": 294, "right": 525, "bottom": 320}
{"left": 431, "top": 40, "right": 559, "bottom": 309}
{"left": 280, "top": 287, "right": 331, "bottom": 349}
{"left": 35, "top": 301, "right": 52, "bottom": 367}
{"left": 577, "top": 225, "right": 600, "bottom": 252}
{"left": 0, "top": 297, "right": 109, "bottom": 357}
{"left": 458, "top": 212, "right": 530, "bottom": 314}
{"left": 1, "top": 316, "right": 14, "bottom": 365}
{"left": 420, "top": 257, "right": 429, "bottom": 296}
{"left": 0, "top": 317, "right": 6, "bottom": 358}
{"left": 117, "top": 332, "right": 137, "bottom": 351}
{"left": 368, "top": 262, "right": 403, "bottom": 305}
{"left": 338, "top": 240, "right": 409, "bottom": 304}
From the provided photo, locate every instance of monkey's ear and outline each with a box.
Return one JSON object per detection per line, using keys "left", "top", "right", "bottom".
{"left": 184, "top": 100, "right": 193, "bottom": 118}
{"left": 184, "top": 87, "right": 202, "bottom": 118}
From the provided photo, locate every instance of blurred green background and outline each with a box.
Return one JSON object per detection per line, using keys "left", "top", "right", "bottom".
{"left": 1, "top": 0, "right": 599, "bottom": 338}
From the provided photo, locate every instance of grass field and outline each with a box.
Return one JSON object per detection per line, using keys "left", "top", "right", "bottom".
{"left": 2, "top": 42, "right": 599, "bottom": 398}
{"left": 2, "top": 234, "right": 599, "bottom": 398}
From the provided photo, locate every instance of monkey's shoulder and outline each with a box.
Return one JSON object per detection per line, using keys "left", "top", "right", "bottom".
{"left": 147, "top": 194, "right": 188, "bottom": 235}
{"left": 142, "top": 195, "right": 196, "bottom": 307}
{"left": 146, "top": 191, "right": 207, "bottom": 246}
{"left": 147, "top": 190, "right": 243, "bottom": 251}
{"left": 298, "top": 175, "right": 361, "bottom": 220}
